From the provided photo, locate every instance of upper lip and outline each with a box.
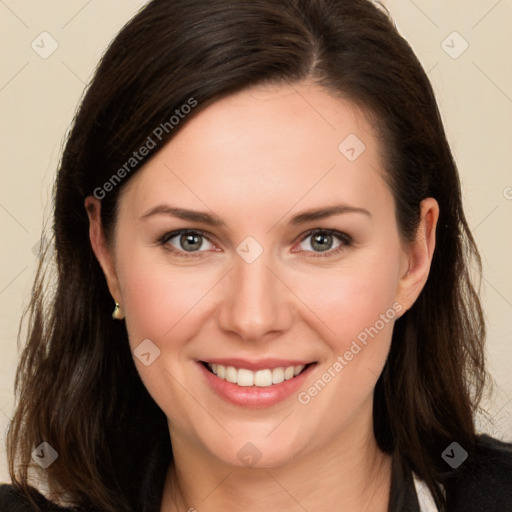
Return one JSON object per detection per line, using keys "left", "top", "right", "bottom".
{"left": 200, "top": 358, "right": 314, "bottom": 371}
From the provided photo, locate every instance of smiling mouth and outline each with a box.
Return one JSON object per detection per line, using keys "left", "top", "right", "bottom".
{"left": 201, "top": 362, "right": 313, "bottom": 387}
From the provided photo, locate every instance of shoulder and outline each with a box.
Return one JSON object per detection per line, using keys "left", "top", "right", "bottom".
{"left": 0, "top": 483, "right": 71, "bottom": 511}
{"left": 444, "top": 434, "right": 512, "bottom": 512}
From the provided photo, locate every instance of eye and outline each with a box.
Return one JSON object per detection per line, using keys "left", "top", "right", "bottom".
{"left": 293, "top": 229, "right": 352, "bottom": 258}
{"left": 158, "top": 230, "right": 217, "bottom": 258}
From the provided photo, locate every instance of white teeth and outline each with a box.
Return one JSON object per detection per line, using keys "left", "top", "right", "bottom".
{"left": 272, "top": 367, "right": 285, "bottom": 384}
{"left": 237, "top": 368, "right": 254, "bottom": 387}
{"left": 284, "top": 366, "right": 295, "bottom": 380}
{"left": 207, "top": 363, "right": 306, "bottom": 387}
{"left": 225, "top": 366, "right": 237, "bottom": 383}
{"left": 216, "top": 364, "right": 226, "bottom": 379}
{"left": 254, "top": 369, "right": 272, "bottom": 387}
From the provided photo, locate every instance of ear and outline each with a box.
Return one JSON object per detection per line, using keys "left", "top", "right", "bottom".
{"left": 84, "top": 196, "right": 123, "bottom": 307}
{"left": 395, "top": 197, "right": 439, "bottom": 313}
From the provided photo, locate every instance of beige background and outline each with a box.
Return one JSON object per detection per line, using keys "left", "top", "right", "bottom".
{"left": 0, "top": 0, "right": 511, "bottom": 482}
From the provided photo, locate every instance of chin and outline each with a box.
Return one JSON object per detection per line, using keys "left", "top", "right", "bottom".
{"left": 202, "top": 432, "right": 307, "bottom": 470}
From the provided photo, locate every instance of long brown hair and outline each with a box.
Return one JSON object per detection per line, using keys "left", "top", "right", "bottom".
{"left": 7, "top": 0, "right": 486, "bottom": 510}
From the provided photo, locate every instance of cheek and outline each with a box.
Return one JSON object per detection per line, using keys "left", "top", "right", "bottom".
{"left": 298, "top": 250, "right": 402, "bottom": 352}
{"left": 116, "top": 249, "right": 219, "bottom": 421}
{"left": 290, "top": 253, "right": 401, "bottom": 441}
{"left": 120, "top": 259, "right": 211, "bottom": 349}
{"left": 292, "top": 248, "right": 401, "bottom": 408}
{"left": 113, "top": 223, "right": 216, "bottom": 337}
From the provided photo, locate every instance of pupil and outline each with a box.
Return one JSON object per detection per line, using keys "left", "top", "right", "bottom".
{"left": 312, "top": 233, "right": 331, "bottom": 252}
{"left": 181, "top": 233, "right": 201, "bottom": 251}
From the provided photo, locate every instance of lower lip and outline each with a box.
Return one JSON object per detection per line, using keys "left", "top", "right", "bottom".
{"left": 198, "top": 362, "right": 315, "bottom": 408}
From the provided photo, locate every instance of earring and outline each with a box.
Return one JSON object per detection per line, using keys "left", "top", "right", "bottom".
{"left": 112, "top": 302, "right": 125, "bottom": 320}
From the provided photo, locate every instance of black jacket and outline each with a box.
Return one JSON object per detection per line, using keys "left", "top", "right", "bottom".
{"left": 1, "top": 435, "right": 511, "bottom": 511}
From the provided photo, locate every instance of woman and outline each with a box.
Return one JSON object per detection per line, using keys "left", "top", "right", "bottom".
{"left": 1, "top": 0, "right": 511, "bottom": 510}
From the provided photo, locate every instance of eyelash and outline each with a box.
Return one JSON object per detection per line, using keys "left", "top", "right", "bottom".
{"left": 156, "top": 228, "right": 353, "bottom": 259}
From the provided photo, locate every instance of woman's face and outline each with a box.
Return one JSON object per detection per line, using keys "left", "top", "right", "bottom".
{"left": 87, "top": 82, "right": 437, "bottom": 468}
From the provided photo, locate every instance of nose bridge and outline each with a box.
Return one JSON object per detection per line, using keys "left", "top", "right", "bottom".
{"left": 218, "top": 245, "right": 290, "bottom": 342}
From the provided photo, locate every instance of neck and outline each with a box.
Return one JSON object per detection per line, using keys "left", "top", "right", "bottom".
{"left": 160, "top": 413, "right": 391, "bottom": 512}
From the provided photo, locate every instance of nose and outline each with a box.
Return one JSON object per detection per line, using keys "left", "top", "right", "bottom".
{"left": 217, "top": 249, "right": 294, "bottom": 343}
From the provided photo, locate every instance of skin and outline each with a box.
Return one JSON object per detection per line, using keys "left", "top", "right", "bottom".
{"left": 85, "top": 82, "right": 438, "bottom": 512}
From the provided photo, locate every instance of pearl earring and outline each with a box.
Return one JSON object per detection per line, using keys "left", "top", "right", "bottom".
{"left": 112, "top": 302, "right": 125, "bottom": 320}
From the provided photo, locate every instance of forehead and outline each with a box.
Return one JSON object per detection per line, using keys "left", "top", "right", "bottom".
{"left": 118, "top": 82, "right": 391, "bottom": 222}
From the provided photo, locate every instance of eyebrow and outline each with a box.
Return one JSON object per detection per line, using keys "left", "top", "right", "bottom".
{"left": 140, "top": 203, "right": 371, "bottom": 226}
